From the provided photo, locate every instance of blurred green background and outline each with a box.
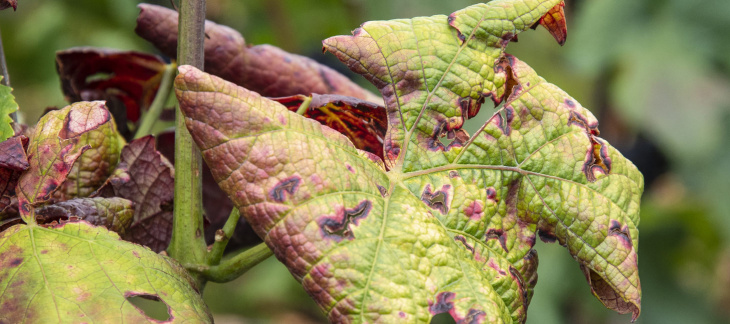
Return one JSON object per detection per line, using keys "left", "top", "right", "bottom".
{"left": 2, "top": 0, "right": 730, "bottom": 323}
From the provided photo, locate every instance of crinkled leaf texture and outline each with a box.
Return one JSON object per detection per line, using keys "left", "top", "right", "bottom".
{"left": 176, "top": 0, "right": 643, "bottom": 322}
{"left": 0, "top": 221, "right": 211, "bottom": 323}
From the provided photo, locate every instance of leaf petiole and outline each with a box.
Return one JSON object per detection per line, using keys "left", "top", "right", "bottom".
{"left": 295, "top": 95, "right": 312, "bottom": 115}
{"left": 134, "top": 62, "right": 177, "bottom": 139}
{"left": 202, "top": 242, "right": 272, "bottom": 283}
{"left": 207, "top": 207, "right": 241, "bottom": 265}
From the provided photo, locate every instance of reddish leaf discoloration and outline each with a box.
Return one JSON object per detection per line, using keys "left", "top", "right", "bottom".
{"left": 429, "top": 292, "right": 456, "bottom": 315}
{"left": 464, "top": 201, "right": 484, "bottom": 221}
{"left": 0, "top": 0, "right": 17, "bottom": 11}
{"left": 0, "top": 136, "right": 29, "bottom": 171}
{"left": 59, "top": 102, "right": 111, "bottom": 140}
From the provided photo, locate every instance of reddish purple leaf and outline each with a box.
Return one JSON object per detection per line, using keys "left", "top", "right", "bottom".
{"left": 93, "top": 136, "right": 174, "bottom": 252}
{"left": 35, "top": 197, "right": 134, "bottom": 233}
{"left": 135, "top": 4, "right": 381, "bottom": 103}
{"left": 56, "top": 47, "right": 167, "bottom": 138}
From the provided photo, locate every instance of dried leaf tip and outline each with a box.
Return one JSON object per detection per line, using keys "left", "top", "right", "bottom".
{"left": 539, "top": 1, "right": 568, "bottom": 46}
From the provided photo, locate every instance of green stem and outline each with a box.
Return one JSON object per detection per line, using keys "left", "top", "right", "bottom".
{"left": 207, "top": 208, "right": 241, "bottom": 265}
{"left": 167, "top": 0, "right": 207, "bottom": 287}
{"left": 202, "top": 243, "right": 273, "bottom": 283}
{"left": 296, "top": 96, "right": 312, "bottom": 115}
{"left": 0, "top": 27, "right": 16, "bottom": 123}
{"left": 134, "top": 63, "right": 177, "bottom": 139}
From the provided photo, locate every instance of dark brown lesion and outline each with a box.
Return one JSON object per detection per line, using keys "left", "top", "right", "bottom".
{"left": 421, "top": 184, "right": 451, "bottom": 214}
{"left": 609, "top": 219, "right": 632, "bottom": 248}
{"left": 583, "top": 136, "right": 612, "bottom": 182}
{"left": 269, "top": 176, "right": 301, "bottom": 202}
{"left": 318, "top": 200, "right": 372, "bottom": 242}
{"left": 485, "top": 229, "right": 508, "bottom": 252}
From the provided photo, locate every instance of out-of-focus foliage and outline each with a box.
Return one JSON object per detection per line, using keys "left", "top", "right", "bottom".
{"left": 2, "top": 0, "right": 729, "bottom": 323}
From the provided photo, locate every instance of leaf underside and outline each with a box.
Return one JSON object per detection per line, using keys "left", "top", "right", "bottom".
{"left": 0, "top": 221, "right": 211, "bottom": 323}
{"left": 176, "top": 0, "right": 643, "bottom": 323}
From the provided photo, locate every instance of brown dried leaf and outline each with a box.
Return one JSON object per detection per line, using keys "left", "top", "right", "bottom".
{"left": 135, "top": 4, "right": 381, "bottom": 103}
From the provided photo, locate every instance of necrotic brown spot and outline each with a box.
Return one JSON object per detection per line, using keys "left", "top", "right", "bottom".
{"left": 485, "top": 229, "right": 508, "bottom": 252}
{"left": 318, "top": 200, "right": 372, "bottom": 242}
{"left": 537, "top": 229, "right": 557, "bottom": 243}
{"left": 429, "top": 292, "right": 455, "bottom": 315}
{"left": 421, "top": 184, "right": 451, "bottom": 214}
{"left": 269, "top": 176, "right": 301, "bottom": 202}
{"left": 609, "top": 220, "right": 632, "bottom": 248}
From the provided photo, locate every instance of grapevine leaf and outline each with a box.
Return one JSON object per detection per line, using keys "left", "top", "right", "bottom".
{"left": 0, "top": 77, "right": 18, "bottom": 142}
{"left": 16, "top": 101, "right": 116, "bottom": 217}
{"left": 35, "top": 197, "right": 134, "bottom": 233}
{"left": 49, "top": 100, "right": 125, "bottom": 201}
{"left": 135, "top": 4, "right": 381, "bottom": 103}
{"left": 176, "top": 0, "right": 643, "bottom": 322}
{"left": 93, "top": 136, "right": 174, "bottom": 252}
{"left": 0, "top": 221, "right": 211, "bottom": 323}
{"left": 0, "top": 136, "right": 28, "bottom": 215}
{"left": 56, "top": 48, "right": 167, "bottom": 138}
{"left": 273, "top": 94, "right": 386, "bottom": 160}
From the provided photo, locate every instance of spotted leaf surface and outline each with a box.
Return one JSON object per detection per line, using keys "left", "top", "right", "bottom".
{"left": 0, "top": 221, "right": 211, "bottom": 323}
{"left": 16, "top": 101, "right": 118, "bottom": 218}
{"left": 177, "top": 0, "right": 643, "bottom": 322}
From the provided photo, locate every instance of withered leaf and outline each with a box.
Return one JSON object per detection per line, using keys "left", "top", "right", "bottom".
{"left": 272, "top": 94, "right": 386, "bottom": 160}
{"left": 94, "top": 136, "right": 174, "bottom": 252}
{"left": 135, "top": 4, "right": 381, "bottom": 103}
{"left": 35, "top": 197, "right": 134, "bottom": 233}
{"left": 56, "top": 47, "right": 167, "bottom": 138}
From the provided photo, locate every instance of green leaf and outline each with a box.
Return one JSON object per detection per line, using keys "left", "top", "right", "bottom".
{"left": 0, "top": 77, "right": 18, "bottom": 142}
{"left": 0, "top": 221, "right": 211, "bottom": 323}
{"left": 176, "top": 0, "right": 643, "bottom": 322}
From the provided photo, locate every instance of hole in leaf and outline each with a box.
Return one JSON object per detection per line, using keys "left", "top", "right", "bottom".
{"left": 126, "top": 293, "right": 171, "bottom": 321}
{"left": 431, "top": 312, "right": 457, "bottom": 324}
{"left": 85, "top": 72, "right": 114, "bottom": 83}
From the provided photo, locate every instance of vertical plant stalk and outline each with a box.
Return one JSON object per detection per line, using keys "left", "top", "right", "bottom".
{"left": 134, "top": 63, "right": 177, "bottom": 139}
{"left": 0, "top": 27, "right": 17, "bottom": 122}
{"left": 168, "top": 0, "right": 208, "bottom": 286}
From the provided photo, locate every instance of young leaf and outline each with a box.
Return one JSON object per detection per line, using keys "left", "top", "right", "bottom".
{"left": 34, "top": 197, "right": 134, "bottom": 233}
{"left": 0, "top": 221, "right": 211, "bottom": 323}
{"left": 15, "top": 101, "right": 115, "bottom": 219}
{"left": 93, "top": 136, "right": 174, "bottom": 252}
{"left": 55, "top": 48, "right": 167, "bottom": 137}
{"left": 135, "top": 4, "right": 381, "bottom": 103}
{"left": 0, "top": 77, "right": 18, "bottom": 142}
{"left": 176, "top": 0, "right": 643, "bottom": 322}
{"left": 273, "top": 94, "right": 386, "bottom": 160}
